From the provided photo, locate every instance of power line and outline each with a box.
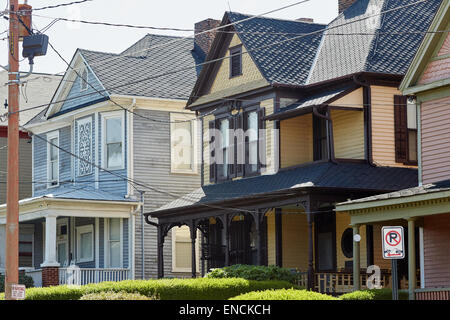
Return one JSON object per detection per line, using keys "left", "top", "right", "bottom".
{"left": 11, "top": 0, "right": 93, "bottom": 12}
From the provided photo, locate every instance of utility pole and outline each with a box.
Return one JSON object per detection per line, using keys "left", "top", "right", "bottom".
{"left": 5, "top": 0, "right": 20, "bottom": 300}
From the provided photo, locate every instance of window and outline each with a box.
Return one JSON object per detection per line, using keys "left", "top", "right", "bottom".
{"left": 57, "top": 219, "right": 69, "bottom": 267}
{"left": 106, "top": 218, "right": 121, "bottom": 268}
{"left": 229, "top": 46, "right": 242, "bottom": 78}
{"left": 209, "top": 106, "right": 265, "bottom": 182}
{"left": 394, "top": 95, "right": 418, "bottom": 164}
{"left": 313, "top": 114, "right": 328, "bottom": 161}
{"left": 80, "top": 67, "right": 88, "bottom": 91}
{"left": 171, "top": 226, "right": 200, "bottom": 273}
{"left": 103, "top": 112, "right": 124, "bottom": 170}
{"left": 77, "top": 117, "right": 93, "bottom": 176}
{"left": 170, "top": 113, "right": 197, "bottom": 173}
{"left": 76, "top": 225, "right": 94, "bottom": 263}
{"left": 47, "top": 131, "right": 59, "bottom": 187}
{"left": 19, "top": 226, "right": 34, "bottom": 268}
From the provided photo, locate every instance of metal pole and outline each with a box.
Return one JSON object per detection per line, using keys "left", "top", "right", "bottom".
{"left": 5, "top": 0, "right": 20, "bottom": 301}
{"left": 392, "top": 259, "right": 399, "bottom": 300}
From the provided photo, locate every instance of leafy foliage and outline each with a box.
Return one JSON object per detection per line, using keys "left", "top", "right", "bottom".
{"left": 0, "top": 273, "right": 34, "bottom": 293}
{"left": 80, "top": 291, "right": 157, "bottom": 300}
{"left": 230, "top": 289, "right": 339, "bottom": 300}
{"left": 206, "top": 265, "right": 300, "bottom": 284}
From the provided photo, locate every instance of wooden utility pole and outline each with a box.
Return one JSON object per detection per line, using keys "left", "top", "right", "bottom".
{"left": 5, "top": 0, "right": 20, "bottom": 300}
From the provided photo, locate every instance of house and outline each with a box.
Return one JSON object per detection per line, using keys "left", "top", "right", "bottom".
{"left": 336, "top": 0, "right": 450, "bottom": 300}
{"left": 0, "top": 19, "right": 220, "bottom": 287}
{"left": 0, "top": 71, "right": 61, "bottom": 272}
{"left": 145, "top": 0, "right": 442, "bottom": 294}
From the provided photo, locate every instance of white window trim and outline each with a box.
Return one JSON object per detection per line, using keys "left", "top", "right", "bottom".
{"left": 76, "top": 224, "right": 94, "bottom": 263}
{"left": 76, "top": 116, "right": 93, "bottom": 177}
{"left": 101, "top": 111, "right": 125, "bottom": 171}
{"left": 47, "top": 131, "right": 60, "bottom": 189}
{"left": 171, "top": 226, "right": 200, "bottom": 273}
{"left": 80, "top": 67, "right": 89, "bottom": 92}
{"left": 104, "top": 218, "right": 123, "bottom": 268}
{"left": 169, "top": 113, "right": 198, "bottom": 175}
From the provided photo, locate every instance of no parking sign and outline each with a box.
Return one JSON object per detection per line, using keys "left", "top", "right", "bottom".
{"left": 382, "top": 226, "right": 405, "bottom": 259}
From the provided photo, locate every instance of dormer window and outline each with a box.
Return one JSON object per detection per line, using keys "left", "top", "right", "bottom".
{"left": 80, "top": 67, "right": 88, "bottom": 91}
{"left": 229, "top": 46, "right": 242, "bottom": 78}
{"left": 394, "top": 95, "right": 418, "bottom": 165}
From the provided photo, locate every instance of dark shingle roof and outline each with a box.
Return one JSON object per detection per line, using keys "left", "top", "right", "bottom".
{"left": 153, "top": 162, "right": 418, "bottom": 213}
{"left": 307, "top": 0, "right": 442, "bottom": 84}
{"left": 227, "top": 12, "right": 326, "bottom": 86}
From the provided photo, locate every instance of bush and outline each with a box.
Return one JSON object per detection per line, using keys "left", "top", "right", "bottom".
{"left": 1, "top": 278, "right": 296, "bottom": 300}
{"left": 206, "top": 265, "right": 300, "bottom": 284}
{"left": 0, "top": 273, "right": 34, "bottom": 293}
{"left": 339, "top": 288, "right": 409, "bottom": 300}
{"left": 230, "top": 289, "right": 338, "bottom": 300}
{"left": 80, "top": 291, "right": 157, "bottom": 300}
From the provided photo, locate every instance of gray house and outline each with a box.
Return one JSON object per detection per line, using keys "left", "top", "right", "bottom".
{"left": 0, "top": 20, "right": 218, "bottom": 286}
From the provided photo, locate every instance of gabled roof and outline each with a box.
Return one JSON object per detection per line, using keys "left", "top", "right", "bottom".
{"left": 307, "top": 0, "right": 443, "bottom": 85}
{"left": 150, "top": 162, "right": 418, "bottom": 216}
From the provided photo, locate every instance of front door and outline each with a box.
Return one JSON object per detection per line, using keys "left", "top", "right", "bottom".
{"left": 56, "top": 219, "right": 69, "bottom": 267}
{"left": 314, "top": 212, "right": 336, "bottom": 271}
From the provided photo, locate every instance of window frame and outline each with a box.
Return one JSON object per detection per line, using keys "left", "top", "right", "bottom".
{"left": 169, "top": 113, "right": 198, "bottom": 175}
{"left": 76, "top": 224, "right": 94, "bottom": 264}
{"left": 47, "top": 131, "right": 60, "bottom": 188}
{"left": 394, "top": 95, "right": 418, "bottom": 166}
{"left": 101, "top": 111, "right": 125, "bottom": 171}
{"left": 229, "top": 45, "right": 243, "bottom": 78}
{"left": 171, "top": 226, "right": 200, "bottom": 273}
{"left": 104, "top": 218, "right": 123, "bottom": 268}
{"left": 243, "top": 105, "right": 261, "bottom": 178}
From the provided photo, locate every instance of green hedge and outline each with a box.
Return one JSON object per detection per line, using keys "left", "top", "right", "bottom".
{"left": 206, "top": 265, "right": 300, "bottom": 284}
{"left": 0, "top": 274, "right": 34, "bottom": 293}
{"left": 230, "top": 289, "right": 339, "bottom": 300}
{"left": 1, "top": 278, "right": 296, "bottom": 300}
{"left": 339, "top": 289, "right": 409, "bottom": 300}
{"left": 80, "top": 291, "right": 157, "bottom": 300}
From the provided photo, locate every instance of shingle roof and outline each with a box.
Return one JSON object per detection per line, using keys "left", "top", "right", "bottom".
{"left": 226, "top": 12, "right": 326, "bottom": 86}
{"left": 306, "top": 0, "right": 442, "bottom": 84}
{"left": 80, "top": 34, "right": 204, "bottom": 100}
{"left": 152, "top": 162, "right": 418, "bottom": 214}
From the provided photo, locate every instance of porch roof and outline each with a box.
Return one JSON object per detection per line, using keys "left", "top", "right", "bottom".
{"left": 148, "top": 162, "right": 417, "bottom": 218}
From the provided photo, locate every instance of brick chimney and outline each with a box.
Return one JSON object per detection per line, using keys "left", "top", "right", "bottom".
{"left": 194, "top": 18, "right": 221, "bottom": 57}
{"left": 339, "top": 0, "right": 358, "bottom": 13}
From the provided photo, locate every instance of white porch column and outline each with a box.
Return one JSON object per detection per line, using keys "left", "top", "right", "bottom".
{"left": 41, "top": 215, "right": 60, "bottom": 268}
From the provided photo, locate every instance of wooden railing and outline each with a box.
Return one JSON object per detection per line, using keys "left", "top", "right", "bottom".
{"left": 59, "top": 268, "right": 130, "bottom": 286}
{"left": 415, "top": 288, "right": 450, "bottom": 300}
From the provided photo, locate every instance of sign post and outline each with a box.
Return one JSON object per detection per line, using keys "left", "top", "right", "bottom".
{"left": 382, "top": 226, "right": 405, "bottom": 301}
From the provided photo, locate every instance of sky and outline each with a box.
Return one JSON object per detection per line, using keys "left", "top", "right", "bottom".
{"left": 1, "top": 0, "right": 339, "bottom": 74}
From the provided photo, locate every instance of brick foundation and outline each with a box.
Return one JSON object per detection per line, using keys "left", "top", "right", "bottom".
{"left": 42, "top": 267, "right": 59, "bottom": 287}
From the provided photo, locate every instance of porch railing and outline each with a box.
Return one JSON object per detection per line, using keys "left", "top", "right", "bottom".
{"left": 315, "top": 271, "right": 392, "bottom": 294}
{"left": 59, "top": 268, "right": 130, "bottom": 286}
{"left": 415, "top": 288, "right": 450, "bottom": 300}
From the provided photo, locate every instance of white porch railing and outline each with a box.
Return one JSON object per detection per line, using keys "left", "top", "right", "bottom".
{"left": 59, "top": 268, "right": 130, "bottom": 286}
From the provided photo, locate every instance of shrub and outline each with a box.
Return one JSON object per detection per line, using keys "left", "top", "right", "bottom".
{"left": 230, "top": 289, "right": 338, "bottom": 300}
{"left": 206, "top": 265, "right": 300, "bottom": 284}
{"left": 80, "top": 291, "right": 156, "bottom": 300}
{"left": 0, "top": 273, "right": 34, "bottom": 293}
{"left": 1, "top": 278, "right": 296, "bottom": 300}
{"left": 339, "top": 288, "right": 409, "bottom": 300}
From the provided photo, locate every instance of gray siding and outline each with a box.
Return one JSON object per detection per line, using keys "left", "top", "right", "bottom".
{"left": 132, "top": 109, "right": 201, "bottom": 279}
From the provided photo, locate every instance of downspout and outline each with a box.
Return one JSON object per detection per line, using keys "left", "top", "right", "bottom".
{"left": 353, "top": 74, "right": 374, "bottom": 166}
{"left": 138, "top": 190, "right": 145, "bottom": 279}
{"left": 313, "top": 106, "right": 337, "bottom": 164}
{"left": 130, "top": 201, "right": 142, "bottom": 280}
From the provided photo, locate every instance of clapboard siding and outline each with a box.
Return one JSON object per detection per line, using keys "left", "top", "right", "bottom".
{"left": 421, "top": 97, "right": 450, "bottom": 184}
{"left": 280, "top": 114, "right": 313, "bottom": 168}
{"left": 331, "top": 109, "right": 365, "bottom": 159}
{"left": 133, "top": 109, "right": 201, "bottom": 279}
{"left": 423, "top": 213, "right": 450, "bottom": 288}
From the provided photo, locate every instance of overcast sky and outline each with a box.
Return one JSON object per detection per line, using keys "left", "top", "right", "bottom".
{"left": 1, "top": 0, "right": 338, "bottom": 74}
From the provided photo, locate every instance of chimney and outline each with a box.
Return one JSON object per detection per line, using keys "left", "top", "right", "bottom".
{"left": 339, "top": 0, "right": 358, "bottom": 13}
{"left": 194, "top": 18, "right": 221, "bottom": 57}
{"left": 296, "top": 18, "right": 314, "bottom": 23}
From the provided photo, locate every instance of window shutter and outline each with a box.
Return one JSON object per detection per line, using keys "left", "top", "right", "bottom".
{"left": 209, "top": 120, "right": 216, "bottom": 183}
{"left": 235, "top": 113, "right": 244, "bottom": 177}
{"left": 228, "top": 116, "right": 236, "bottom": 179}
{"left": 394, "top": 95, "right": 408, "bottom": 163}
{"left": 258, "top": 108, "right": 266, "bottom": 170}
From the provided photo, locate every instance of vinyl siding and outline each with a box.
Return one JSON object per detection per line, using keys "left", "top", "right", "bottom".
{"left": 329, "top": 88, "right": 363, "bottom": 108}
{"left": 335, "top": 213, "right": 367, "bottom": 269}
{"left": 132, "top": 108, "right": 201, "bottom": 279}
{"left": 419, "top": 32, "right": 450, "bottom": 85}
{"left": 208, "top": 34, "right": 267, "bottom": 95}
{"left": 423, "top": 213, "right": 450, "bottom": 288}
{"left": 280, "top": 114, "right": 313, "bottom": 168}
{"left": 331, "top": 109, "right": 365, "bottom": 160}
{"left": 371, "top": 85, "right": 416, "bottom": 168}
{"left": 421, "top": 96, "right": 450, "bottom": 184}
{"left": 202, "top": 114, "right": 214, "bottom": 186}
{"left": 266, "top": 210, "right": 276, "bottom": 266}
{"left": 281, "top": 210, "right": 309, "bottom": 271}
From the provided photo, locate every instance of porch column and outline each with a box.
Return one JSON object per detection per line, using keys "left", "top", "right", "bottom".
{"left": 353, "top": 224, "right": 361, "bottom": 291}
{"left": 157, "top": 225, "right": 164, "bottom": 279}
{"left": 223, "top": 214, "right": 230, "bottom": 266}
{"left": 41, "top": 215, "right": 60, "bottom": 287}
{"left": 275, "top": 208, "right": 283, "bottom": 267}
{"left": 307, "top": 210, "right": 315, "bottom": 291}
{"left": 255, "top": 210, "right": 263, "bottom": 266}
{"left": 407, "top": 218, "right": 417, "bottom": 300}
{"left": 190, "top": 221, "right": 197, "bottom": 278}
